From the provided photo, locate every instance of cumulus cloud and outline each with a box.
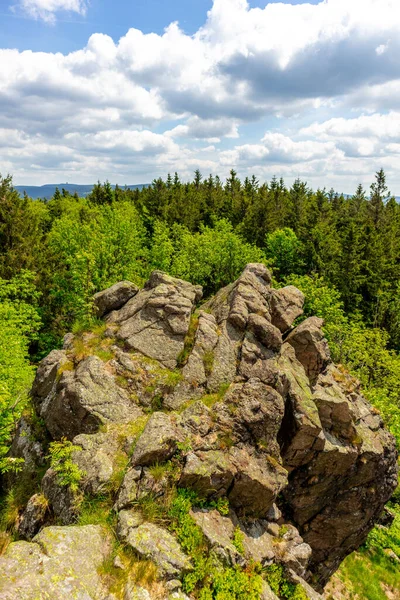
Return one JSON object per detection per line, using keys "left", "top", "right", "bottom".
{"left": 1, "top": 0, "right": 400, "bottom": 187}
{"left": 13, "top": 0, "right": 88, "bottom": 23}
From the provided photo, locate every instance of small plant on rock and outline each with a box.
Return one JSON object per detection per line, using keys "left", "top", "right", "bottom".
{"left": 47, "top": 439, "right": 85, "bottom": 493}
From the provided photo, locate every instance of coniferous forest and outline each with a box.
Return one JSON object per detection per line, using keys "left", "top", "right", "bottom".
{"left": 1, "top": 169, "right": 400, "bottom": 598}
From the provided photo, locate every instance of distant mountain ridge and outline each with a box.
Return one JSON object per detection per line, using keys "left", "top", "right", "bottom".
{"left": 14, "top": 183, "right": 400, "bottom": 201}
{"left": 14, "top": 183, "right": 148, "bottom": 200}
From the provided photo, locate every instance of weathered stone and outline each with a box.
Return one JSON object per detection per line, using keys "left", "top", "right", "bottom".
{"left": 131, "top": 412, "right": 181, "bottom": 467}
{"left": 182, "top": 311, "right": 219, "bottom": 386}
{"left": 117, "top": 511, "right": 191, "bottom": 577}
{"left": 115, "top": 467, "right": 142, "bottom": 510}
{"left": 114, "top": 271, "right": 202, "bottom": 369}
{"left": 217, "top": 379, "right": 284, "bottom": 456}
{"left": 179, "top": 450, "right": 236, "bottom": 498}
{"left": 17, "top": 494, "right": 48, "bottom": 541}
{"left": 31, "top": 348, "right": 69, "bottom": 404}
{"left": 124, "top": 585, "right": 152, "bottom": 600}
{"left": 228, "top": 447, "right": 287, "bottom": 516}
{"left": 278, "top": 345, "right": 325, "bottom": 470}
{"left": 94, "top": 281, "right": 139, "bottom": 317}
{"left": 8, "top": 417, "right": 46, "bottom": 477}
{"left": 261, "top": 581, "right": 280, "bottom": 600}
{"left": 247, "top": 314, "right": 282, "bottom": 352}
{"left": 0, "top": 525, "right": 111, "bottom": 599}
{"left": 72, "top": 431, "right": 122, "bottom": 494}
{"left": 4, "top": 263, "right": 397, "bottom": 599}
{"left": 286, "top": 317, "right": 331, "bottom": 385}
{"left": 269, "top": 286, "right": 304, "bottom": 333}
{"left": 38, "top": 356, "right": 142, "bottom": 439}
{"left": 42, "top": 468, "right": 81, "bottom": 525}
{"left": 190, "top": 509, "right": 241, "bottom": 565}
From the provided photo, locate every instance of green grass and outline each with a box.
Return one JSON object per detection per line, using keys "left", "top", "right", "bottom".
{"left": 177, "top": 312, "right": 200, "bottom": 367}
{"left": 330, "top": 548, "right": 400, "bottom": 600}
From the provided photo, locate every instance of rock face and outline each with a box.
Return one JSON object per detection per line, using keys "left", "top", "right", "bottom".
{"left": 3, "top": 266, "right": 398, "bottom": 599}
{"left": 0, "top": 525, "right": 111, "bottom": 599}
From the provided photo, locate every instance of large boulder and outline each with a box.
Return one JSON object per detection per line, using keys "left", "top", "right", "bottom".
{"left": 0, "top": 525, "right": 111, "bottom": 599}
{"left": 4, "top": 266, "right": 398, "bottom": 597}
{"left": 94, "top": 280, "right": 139, "bottom": 317}
{"left": 117, "top": 511, "right": 192, "bottom": 577}
{"left": 111, "top": 271, "right": 202, "bottom": 369}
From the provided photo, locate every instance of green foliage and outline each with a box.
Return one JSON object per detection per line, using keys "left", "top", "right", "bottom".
{"left": 265, "top": 228, "right": 304, "bottom": 279}
{"left": 364, "top": 505, "right": 400, "bottom": 558}
{"left": 264, "top": 564, "right": 308, "bottom": 599}
{"left": 167, "top": 220, "right": 267, "bottom": 296}
{"left": 198, "top": 564, "right": 264, "bottom": 600}
{"left": 46, "top": 201, "right": 147, "bottom": 331}
{"left": 47, "top": 439, "right": 85, "bottom": 493}
{"left": 232, "top": 526, "right": 245, "bottom": 555}
{"left": 0, "top": 271, "right": 41, "bottom": 473}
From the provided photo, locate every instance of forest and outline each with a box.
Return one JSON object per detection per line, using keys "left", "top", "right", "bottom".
{"left": 0, "top": 168, "right": 400, "bottom": 598}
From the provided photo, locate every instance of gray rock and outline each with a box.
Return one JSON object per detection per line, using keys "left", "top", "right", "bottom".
{"left": 38, "top": 355, "right": 142, "bottom": 439}
{"left": 182, "top": 311, "right": 219, "bottom": 386}
{"left": 286, "top": 317, "right": 331, "bottom": 385}
{"left": 269, "top": 286, "right": 304, "bottom": 333}
{"left": 114, "top": 271, "right": 202, "bottom": 369}
{"left": 72, "top": 431, "right": 122, "bottom": 494}
{"left": 228, "top": 447, "right": 287, "bottom": 516}
{"left": 115, "top": 467, "right": 142, "bottom": 510}
{"left": 124, "top": 585, "right": 152, "bottom": 600}
{"left": 131, "top": 412, "right": 181, "bottom": 467}
{"left": 0, "top": 525, "right": 111, "bottom": 599}
{"left": 117, "top": 512, "right": 191, "bottom": 577}
{"left": 17, "top": 494, "right": 48, "bottom": 541}
{"left": 42, "top": 468, "right": 81, "bottom": 525}
{"left": 179, "top": 451, "right": 237, "bottom": 498}
{"left": 94, "top": 281, "right": 139, "bottom": 317}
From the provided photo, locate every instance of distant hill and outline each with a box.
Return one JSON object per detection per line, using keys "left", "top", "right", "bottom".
{"left": 14, "top": 183, "right": 148, "bottom": 200}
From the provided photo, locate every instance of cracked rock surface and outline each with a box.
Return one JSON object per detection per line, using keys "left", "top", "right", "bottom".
{"left": 3, "top": 265, "right": 398, "bottom": 599}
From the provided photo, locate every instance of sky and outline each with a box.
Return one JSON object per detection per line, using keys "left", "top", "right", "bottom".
{"left": 0, "top": 0, "right": 399, "bottom": 193}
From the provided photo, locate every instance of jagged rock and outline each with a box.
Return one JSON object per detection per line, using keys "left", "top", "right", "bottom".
{"left": 8, "top": 417, "right": 46, "bottom": 476}
{"left": 131, "top": 412, "right": 182, "bottom": 467}
{"left": 261, "top": 582, "right": 280, "bottom": 600}
{"left": 228, "top": 447, "right": 287, "bottom": 516}
{"left": 182, "top": 311, "right": 219, "bottom": 386}
{"left": 17, "top": 494, "right": 48, "bottom": 541}
{"left": 94, "top": 281, "right": 139, "bottom": 317}
{"left": 72, "top": 431, "right": 122, "bottom": 494}
{"left": 4, "top": 265, "right": 398, "bottom": 597}
{"left": 115, "top": 467, "right": 142, "bottom": 510}
{"left": 117, "top": 511, "right": 192, "bottom": 577}
{"left": 216, "top": 379, "right": 285, "bottom": 456}
{"left": 247, "top": 314, "right": 282, "bottom": 352}
{"left": 278, "top": 344, "right": 325, "bottom": 470}
{"left": 286, "top": 317, "right": 331, "bottom": 385}
{"left": 41, "top": 468, "right": 81, "bottom": 525}
{"left": 34, "top": 355, "right": 142, "bottom": 439}
{"left": 31, "top": 348, "right": 69, "bottom": 401}
{"left": 0, "top": 525, "right": 111, "bottom": 599}
{"left": 269, "top": 286, "right": 305, "bottom": 333}
{"left": 124, "top": 585, "right": 152, "bottom": 600}
{"left": 180, "top": 450, "right": 236, "bottom": 498}
{"left": 190, "top": 508, "right": 243, "bottom": 565}
{"left": 111, "top": 271, "right": 202, "bottom": 369}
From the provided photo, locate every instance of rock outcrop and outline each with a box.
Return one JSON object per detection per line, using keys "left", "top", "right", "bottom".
{"left": 2, "top": 265, "right": 397, "bottom": 600}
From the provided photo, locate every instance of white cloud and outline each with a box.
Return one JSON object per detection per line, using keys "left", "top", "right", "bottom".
{"left": 13, "top": 0, "right": 88, "bottom": 23}
{"left": 1, "top": 0, "right": 400, "bottom": 188}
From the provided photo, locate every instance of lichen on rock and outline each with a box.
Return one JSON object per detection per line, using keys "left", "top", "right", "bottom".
{"left": 2, "top": 266, "right": 398, "bottom": 600}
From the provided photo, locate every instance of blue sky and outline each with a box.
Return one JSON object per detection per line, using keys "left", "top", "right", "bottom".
{"left": 0, "top": 0, "right": 399, "bottom": 193}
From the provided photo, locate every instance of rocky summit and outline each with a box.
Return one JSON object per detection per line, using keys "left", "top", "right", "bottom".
{"left": 1, "top": 264, "right": 398, "bottom": 600}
